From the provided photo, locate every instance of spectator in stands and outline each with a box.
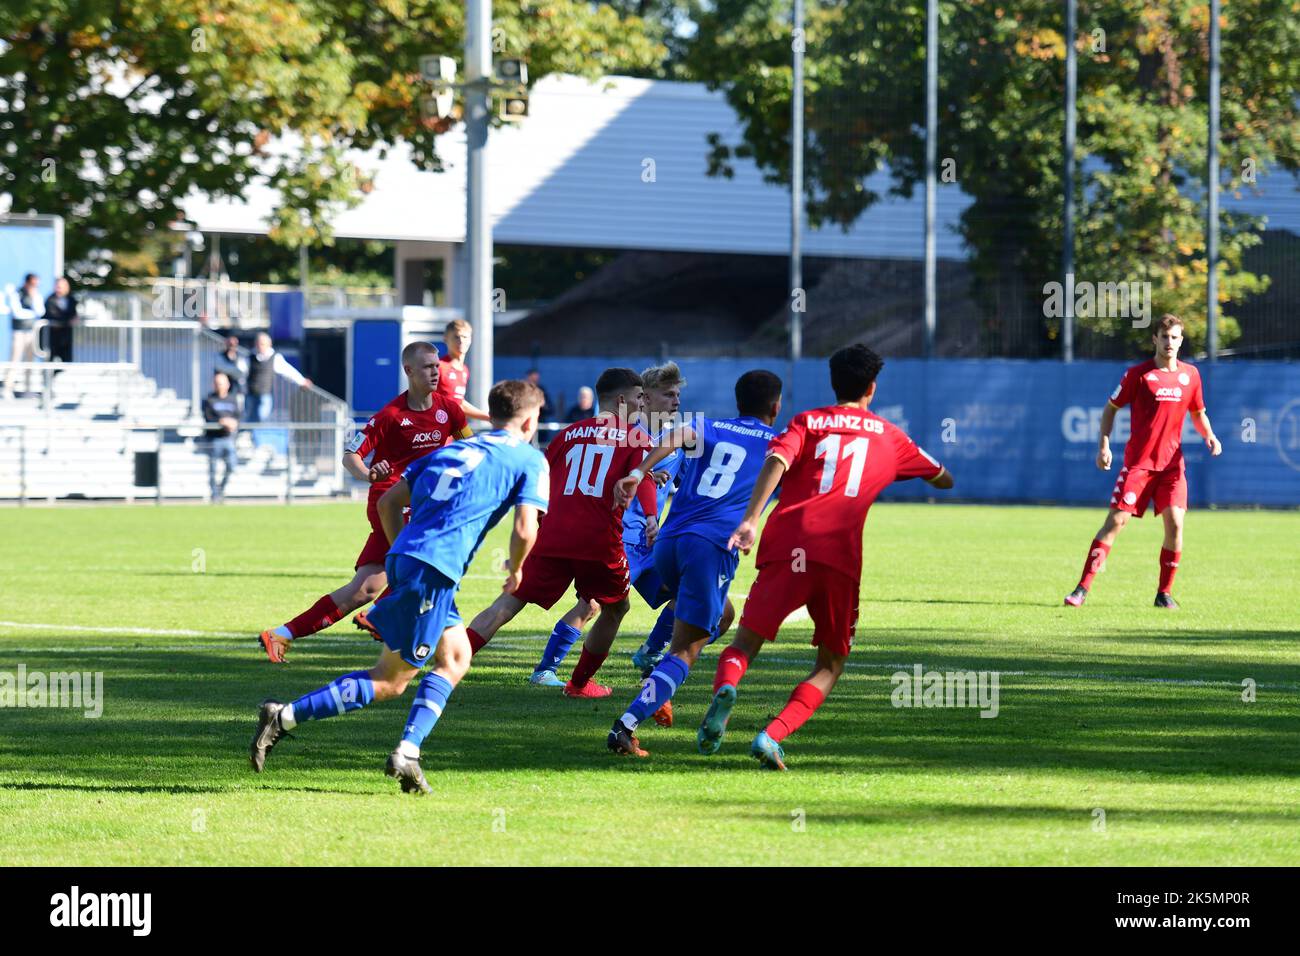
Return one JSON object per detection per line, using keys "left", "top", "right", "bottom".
{"left": 3, "top": 273, "right": 43, "bottom": 397}
{"left": 525, "top": 367, "right": 556, "bottom": 420}
{"left": 215, "top": 334, "right": 248, "bottom": 398}
{"left": 245, "top": 331, "right": 311, "bottom": 425}
{"left": 203, "top": 370, "right": 240, "bottom": 502}
{"left": 43, "top": 276, "right": 78, "bottom": 364}
{"left": 565, "top": 385, "right": 596, "bottom": 422}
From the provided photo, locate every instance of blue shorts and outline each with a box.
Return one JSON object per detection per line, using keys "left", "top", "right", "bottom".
{"left": 627, "top": 541, "right": 671, "bottom": 608}
{"left": 653, "top": 534, "right": 738, "bottom": 638}
{"left": 369, "top": 554, "right": 463, "bottom": 668}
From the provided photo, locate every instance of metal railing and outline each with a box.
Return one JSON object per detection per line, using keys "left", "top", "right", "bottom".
{"left": 22, "top": 315, "right": 348, "bottom": 428}
{"left": 0, "top": 420, "right": 349, "bottom": 504}
{"left": 0, "top": 361, "right": 139, "bottom": 416}
{"left": 196, "top": 326, "right": 349, "bottom": 475}
{"left": 96, "top": 280, "right": 398, "bottom": 328}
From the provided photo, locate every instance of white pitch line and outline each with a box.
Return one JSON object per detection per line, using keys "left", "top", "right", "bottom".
{"left": 0, "top": 620, "right": 247, "bottom": 638}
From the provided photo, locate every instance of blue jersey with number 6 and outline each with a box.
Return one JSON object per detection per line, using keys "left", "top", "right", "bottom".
{"left": 390, "top": 430, "right": 549, "bottom": 582}
{"left": 658, "top": 416, "right": 776, "bottom": 550}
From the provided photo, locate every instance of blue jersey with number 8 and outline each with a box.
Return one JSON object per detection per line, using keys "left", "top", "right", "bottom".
{"left": 658, "top": 416, "right": 776, "bottom": 551}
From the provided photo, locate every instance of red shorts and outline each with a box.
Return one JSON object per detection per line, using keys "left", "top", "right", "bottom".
{"left": 355, "top": 506, "right": 411, "bottom": 570}
{"left": 739, "top": 561, "right": 860, "bottom": 657}
{"left": 355, "top": 528, "right": 390, "bottom": 570}
{"left": 512, "top": 553, "right": 630, "bottom": 609}
{"left": 1110, "top": 463, "right": 1187, "bottom": 517}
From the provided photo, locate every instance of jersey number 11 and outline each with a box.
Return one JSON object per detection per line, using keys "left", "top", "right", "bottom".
{"left": 815, "top": 435, "right": 869, "bottom": 497}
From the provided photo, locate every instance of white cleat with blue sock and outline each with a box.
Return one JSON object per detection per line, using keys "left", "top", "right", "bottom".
{"left": 528, "top": 668, "right": 566, "bottom": 688}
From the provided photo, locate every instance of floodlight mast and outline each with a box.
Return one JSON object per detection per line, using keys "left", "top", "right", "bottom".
{"left": 419, "top": 7, "right": 531, "bottom": 414}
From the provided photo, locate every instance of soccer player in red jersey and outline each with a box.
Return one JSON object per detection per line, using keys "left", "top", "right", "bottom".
{"left": 257, "top": 341, "right": 471, "bottom": 662}
{"left": 439, "top": 318, "right": 491, "bottom": 422}
{"left": 701, "top": 344, "right": 954, "bottom": 770}
{"left": 463, "top": 367, "right": 660, "bottom": 698}
{"left": 1064, "top": 313, "right": 1222, "bottom": 610}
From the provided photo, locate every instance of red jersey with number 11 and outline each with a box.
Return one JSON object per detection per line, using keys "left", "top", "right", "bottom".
{"left": 756, "top": 405, "right": 944, "bottom": 581}
{"left": 532, "top": 416, "right": 658, "bottom": 564}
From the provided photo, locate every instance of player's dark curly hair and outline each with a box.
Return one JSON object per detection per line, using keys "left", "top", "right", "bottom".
{"left": 735, "top": 369, "right": 782, "bottom": 417}
{"left": 829, "top": 344, "right": 884, "bottom": 402}
{"left": 594, "top": 367, "right": 642, "bottom": 403}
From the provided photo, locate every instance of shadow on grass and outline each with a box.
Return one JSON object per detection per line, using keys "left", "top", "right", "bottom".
{"left": 2, "top": 631, "right": 1297, "bottom": 792}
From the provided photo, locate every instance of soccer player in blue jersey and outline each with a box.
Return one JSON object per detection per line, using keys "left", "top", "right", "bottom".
{"left": 249, "top": 380, "right": 549, "bottom": 794}
{"left": 525, "top": 362, "right": 687, "bottom": 692}
{"left": 604, "top": 369, "right": 783, "bottom": 758}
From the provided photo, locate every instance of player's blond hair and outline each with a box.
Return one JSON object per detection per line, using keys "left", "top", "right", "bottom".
{"left": 640, "top": 361, "right": 686, "bottom": 393}
{"left": 401, "top": 340, "right": 438, "bottom": 366}
{"left": 445, "top": 318, "right": 472, "bottom": 337}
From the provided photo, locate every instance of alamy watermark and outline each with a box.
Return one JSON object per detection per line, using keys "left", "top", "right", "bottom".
{"left": 0, "top": 665, "right": 104, "bottom": 718}
{"left": 891, "top": 664, "right": 999, "bottom": 718}
{"left": 1043, "top": 274, "right": 1152, "bottom": 328}
{"left": 152, "top": 279, "right": 263, "bottom": 321}
{"left": 50, "top": 886, "right": 151, "bottom": 936}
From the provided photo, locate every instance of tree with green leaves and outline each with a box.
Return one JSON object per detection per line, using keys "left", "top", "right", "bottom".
{"left": 0, "top": 0, "right": 664, "bottom": 283}
{"left": 687, "top": 0, "right": 1300, "bottom": 353}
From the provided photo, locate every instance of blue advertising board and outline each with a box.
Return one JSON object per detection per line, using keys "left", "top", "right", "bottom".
{"left": 496, "top": 356, "right": 1300, "bottom": 507}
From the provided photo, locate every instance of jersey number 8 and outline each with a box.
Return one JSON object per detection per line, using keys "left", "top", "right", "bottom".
{"left": 697, "top": 441, "right": 747, "bottom": 499}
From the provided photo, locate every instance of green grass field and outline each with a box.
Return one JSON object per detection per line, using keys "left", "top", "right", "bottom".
{"left": 0, "top": 501, "right": 1297, "bottom": 866}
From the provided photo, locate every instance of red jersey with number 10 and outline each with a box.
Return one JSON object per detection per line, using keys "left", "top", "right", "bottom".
{"left": 532, "top": 416, "right": 658, "bottom": 563}
{"left": 756, "top": 405, "right": 944, "bottom": 581}
{"left": 1108, "top": 358, "right": 1204, "bottom": 472}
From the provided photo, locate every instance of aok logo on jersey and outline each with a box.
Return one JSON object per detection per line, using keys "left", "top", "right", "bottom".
{"left": 1153, "top": 386, "right": 1184, "bottom": 402}
{"left": 412, "top": 430, "right": 443, "bottom": 444}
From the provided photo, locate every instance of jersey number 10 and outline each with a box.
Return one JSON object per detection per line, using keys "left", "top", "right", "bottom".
{"left": 563, "top": 443, "right": 615, "bottom": 497}
{"left": 815, "top": 435, "right": 869, "bottom": 497}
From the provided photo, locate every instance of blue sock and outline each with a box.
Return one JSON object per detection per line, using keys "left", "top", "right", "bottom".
{"left": 620, "top": 653, "right": 690, "bottom": 730}
{"left": 288, "top": 670, "right": 375, "bottom": 723}
{"left": 534, "top": 621, "right": 581, "bottom": 674}
{"left": 401, "top": 672, "right": 454, "bottom": 750}
{"left": 643, "top": 605, "right": 675, "bottom": 656}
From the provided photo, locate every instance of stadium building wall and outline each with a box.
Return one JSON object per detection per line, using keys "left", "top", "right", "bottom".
{"left": 497, "top": 357, "right": 1300, "bottom": 508}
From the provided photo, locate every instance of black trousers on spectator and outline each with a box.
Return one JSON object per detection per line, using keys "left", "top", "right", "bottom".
{"left": 47, "top": 324, "right": 73, "bottom": 363}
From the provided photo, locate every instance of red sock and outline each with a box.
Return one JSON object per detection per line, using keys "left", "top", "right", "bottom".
{"left": 284, "top": 594, "right": 345, "bottom": 638}
{"left": 568, "top": 647, "right": 608, "bottom": 689}
{"left": 766, "top": 681, "right": 826, "bottom": 743}
{"left": 1158, "top": 547, "right": 1180, "bottom": 593}
{"left": 467, "top": 627, "right": 488, "bottom": 655}
{"left": 1078, "top": 538, "right": 1111, "bottom": 590}
{"left": 714, "top": 646, "right": 750, "bottom": 693}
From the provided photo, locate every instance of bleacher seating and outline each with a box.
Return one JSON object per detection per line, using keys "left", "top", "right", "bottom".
{"left": 0, "top": 364, "right": 341, "bottom": 501}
